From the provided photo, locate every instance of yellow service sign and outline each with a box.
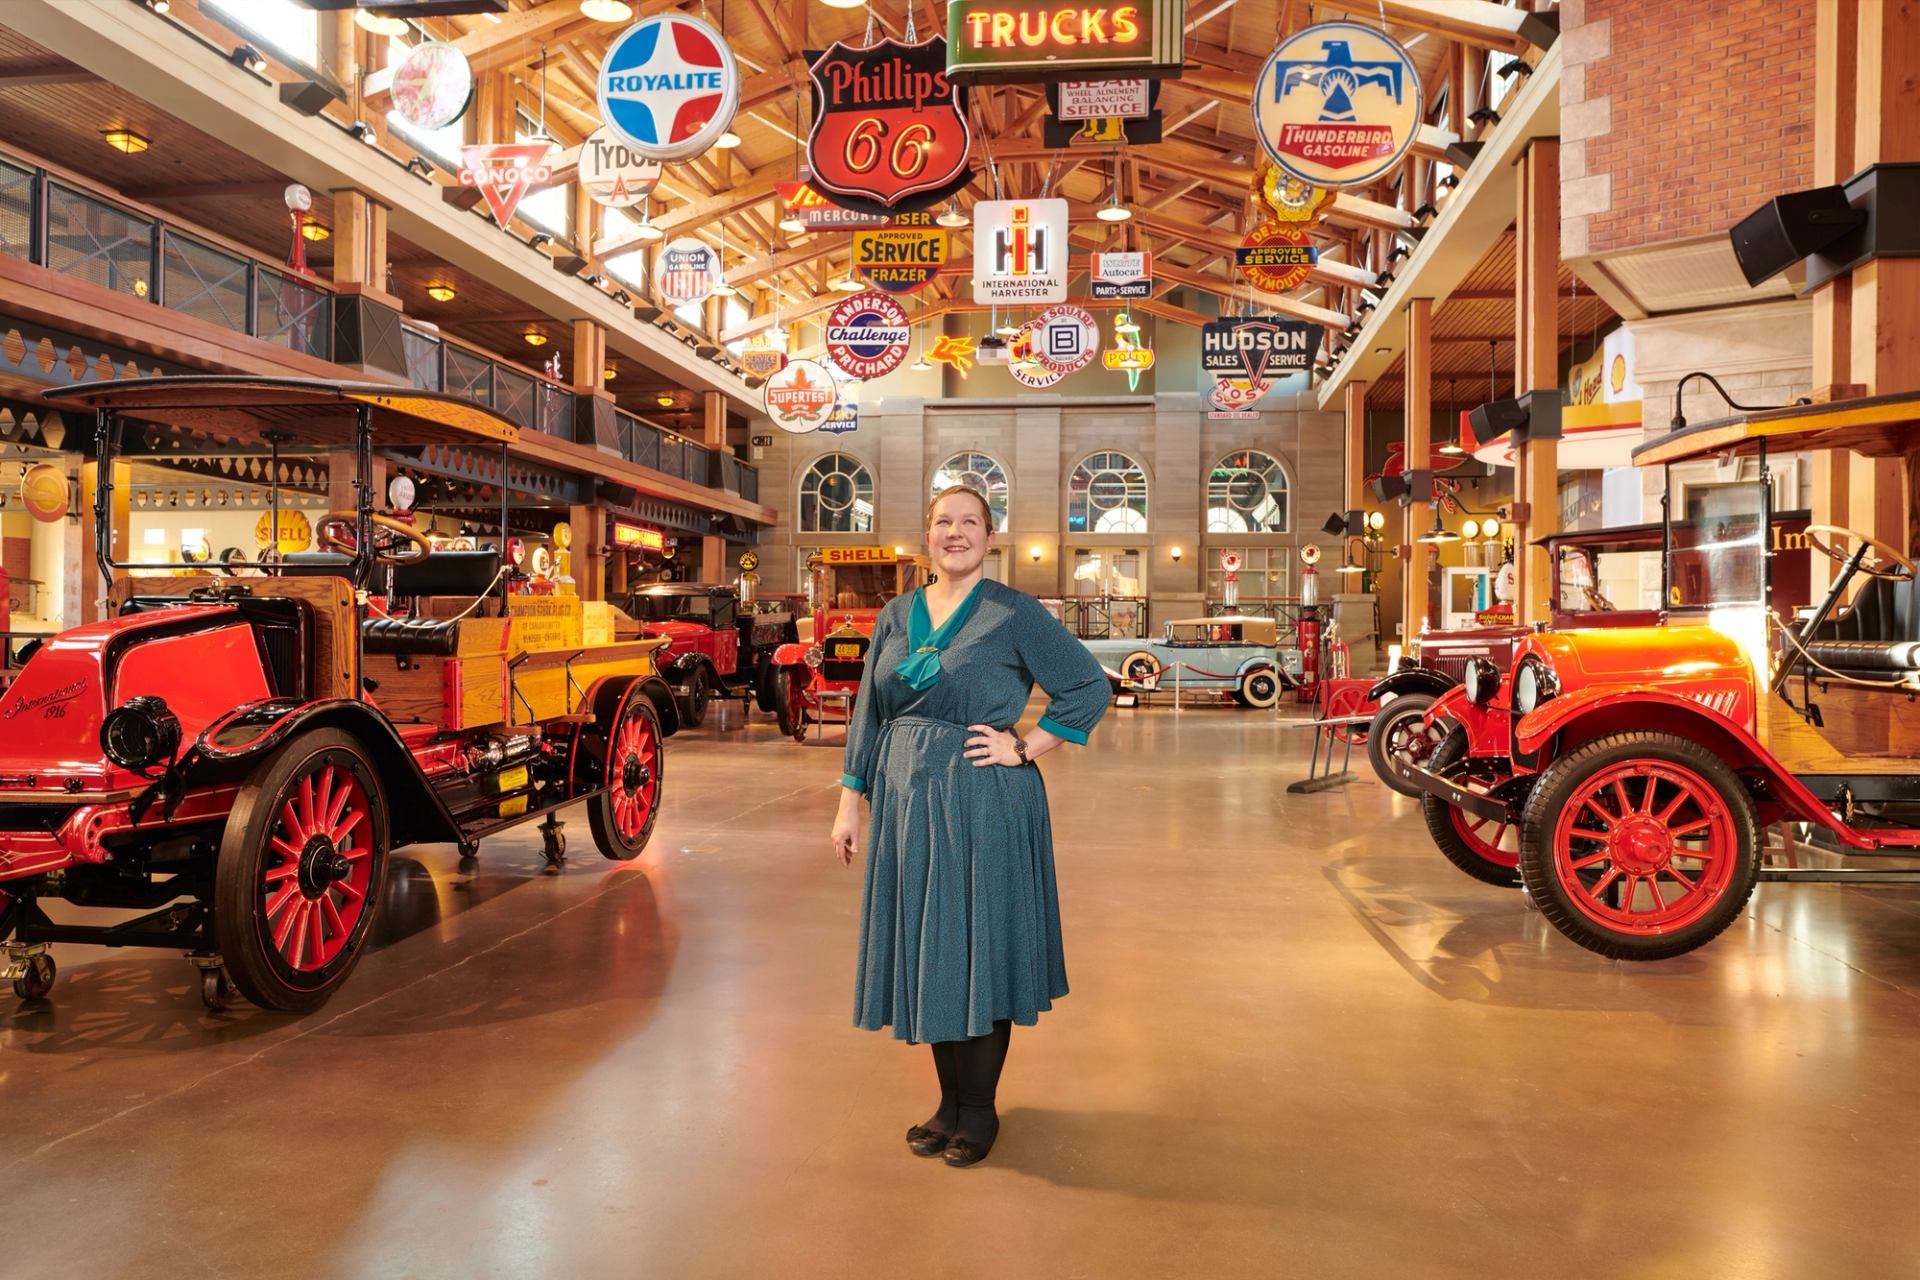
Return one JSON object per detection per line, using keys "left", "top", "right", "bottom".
{"left": 852, "top": 227, "right": 947, "bottom": 295}
{"left": 255, "top": 509, "right": 312, "bottom": 553}
{"left": 820, "top": 546, "right": 895, "bottom": 565}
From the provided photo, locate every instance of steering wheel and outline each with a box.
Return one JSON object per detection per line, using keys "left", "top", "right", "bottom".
{"left": 1803, "top": 524, "right": 1917, "bottom": 581}
{"left": 1582, "top": 585, "right": 1617, "bottom": 612}
{"left": 316, "top": 512, "right": 433, "bottom": 566}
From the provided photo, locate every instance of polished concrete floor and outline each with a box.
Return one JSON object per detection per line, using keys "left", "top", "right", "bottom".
{"left": 6, "top": 699, "right": 1920, "bottom": 1278}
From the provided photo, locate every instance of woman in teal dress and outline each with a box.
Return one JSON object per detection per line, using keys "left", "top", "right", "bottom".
{"left": 831, "top": 486, "right": 1109, "bottom": 1167}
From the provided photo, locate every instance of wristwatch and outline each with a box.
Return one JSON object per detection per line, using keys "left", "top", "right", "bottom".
{"left": 1012, "top": 732, "right": 1029, "bottom": 765}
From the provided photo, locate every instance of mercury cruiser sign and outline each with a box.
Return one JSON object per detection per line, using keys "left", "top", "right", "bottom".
{"left": 1200, "top": 317, "right": 1322, "bottom": 381}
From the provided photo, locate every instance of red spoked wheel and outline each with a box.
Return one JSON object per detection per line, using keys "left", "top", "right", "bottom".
{"left": 1367, "top": 692, "right": 1444, "bottom": 798}
{"left": 1323, "top": 683, "right": 1370, "bottom": 745}
{"left": 215, "top": 729, "right": 388, "bottom": 1012}
{"left": 1520, "top": 732, "right": 1758, "bottom": 960}
{"left": 1420, "top": 725, "right": 1523, "bottom": 887}
{"left": 589, "top": 690, "right": 664, "bottom": 860}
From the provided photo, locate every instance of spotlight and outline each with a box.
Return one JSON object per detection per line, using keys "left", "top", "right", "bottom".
{"left": 145, "top": 0, "right": 170, "bottom": 12}
{"left": 349, "top": 121, "right": 379, "bottom": 146}
{"left": 1468, "top": 106, "right": 1502, "bottom": 128}
{"left": 612, "top": 288, "right": 631, "bottom": 305}
{"left": 1497, "top": 59, "right": 1534, "bottom": 79}
{"left": 583, "top": 273, "right": 607, "bottom": 287}
{"left": 1388, "top": 245, "right": 1410, "bottom": 263}
{"left": 405, "top": 155, "right": 433, "bottom": 178}
{"left": 1356, "top": 297, "right": 1375, "bottom": 313}
{"left": 527, "top": 231, "right": 554, "bottom": 249}
{"left": 230, "top": 43, "right": 267, "bottom": 74}
{"left": 1412, "top": 203, "right": 1437, "bottom": 221}
{"left": 1375, "top": 271, "right": 1396, "bottom": 287}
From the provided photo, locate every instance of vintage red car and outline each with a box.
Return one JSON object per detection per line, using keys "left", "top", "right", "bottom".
{"left": 770, "top": 547, "right": 927, "bottom": 742}
{"left": 1399, "top": 387, "right": 1920, "bottom": 960}
{"left": 621, "top": 583, "right": 799, "bottom": 727}
{"left": 1366, "top": 516, "right": 1810, "bottom": 797}
{"left": 0, "top": 378, "right": 677, "bottom": 1013}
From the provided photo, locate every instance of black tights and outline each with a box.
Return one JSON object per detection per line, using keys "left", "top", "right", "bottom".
{"left": 925, "top": 1020, "right": 1012, "bottom": 1145}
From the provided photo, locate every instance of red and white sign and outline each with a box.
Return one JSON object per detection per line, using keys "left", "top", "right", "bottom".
{"left": 824, "top": 292, "right": 912, "bottom": 380}
{"left": 579, "top": 127, "right": 662, "bottom": 208}
{"left": 1209, "top": 375, "right": 1272, "bottom": 414}
{"left": 1091, "top": 250, "right": 1152, "bottom": 300}
{"left": 764, "top": 359, "right": 838, "bottom": 432}
{"left": 973, "top": 199, "right": 1068, "bottom": 303}
{"left": 1254, "top": 22, "right": 1422, "bottom": 188}
{"left": 1056, "top": 78, "right": 1150, "bottom": 120}
{"left": 393, "top": 41, "right": 474, "bottom": 131}
{"left": 656, "top": 237, "right": 719, "bottom": 305}
{"left": 1010, "top": 324, "right": 1068, "bottom": 389}
{"left": 457, "top": 143, "right": 555, "bottom": 227}
{"left": 1030, "top": 304, "right": 1100, "bottom": 374}
{"left": 807, "top": 38, "right": 972, "bottom": 214}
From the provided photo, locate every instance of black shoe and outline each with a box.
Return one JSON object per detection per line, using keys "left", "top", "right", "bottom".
{"left": 907, "top": 1127, "right": 950, "bottom": 1157}
{"left": 942, "top": 1134, "right": 993, "bottom": 1167}
{"left": 943, "top": 1108, "right": 998, "bottom": 1167}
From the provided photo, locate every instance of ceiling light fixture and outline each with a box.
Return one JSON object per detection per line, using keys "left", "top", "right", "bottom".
{"left": 713, "top": 129, "right": 742, "bottom": 149}
{"left": 299, "top": 217, "right": 330, "bottom": 242}
{"left": 524, "top": 331, "right": 549, "bottom": 347}
{"left": 995, "top": 321, "right": 1019, "bottom": 337}
{"left": 145, "top": 0, "right": 170, "bottom": 12}
{"left": 349, "top": 120, "right": 379, "bottom": 146}
{"left": 936, "top": 202, "right": 969, "bottom": 229}
{"left": 527, "top": 231, "right": 553, "bottom": 249}
{"left": 354, "top": 11, "right": 410, "bottom": 37}
{"left": 820, "top": 0, "right": 867, "bottom": 9}
{"left": 1096, "top": 193, "right": 1132, "bottom": 222}
{"left": 1416, "top": 508, "right": 1461, "bottom": 545}
{"left": 604, "top": 364, "right": 617, "bottom": 380}
{"left": 656, "top": 394, "right": 675, "bottom": 407}
{"left": 778, "top": 211, "right": 805, "bottom": 233}
{"left": 426, "top": 282, "right": 456, "bottom": 302}
{"left": 405, "top": 156, "right": 433, "bottom": 178}
{"left": 101, "top": 128, "right": 149, "bottom": 154}
{"left": 634, "top": 216, "right": 664, "bottom": 243}
{"left": 230, "top": 44, "right": 268, "bottom": 74}
{"left": 580, "top": 0, "right": 635, "bottom": 19}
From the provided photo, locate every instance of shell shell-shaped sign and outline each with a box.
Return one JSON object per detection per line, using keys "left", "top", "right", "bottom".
{"left": 20, "top": 463, "right": 67, "bottom": 522}
{"left": 1253, "top": 21, "right": 1422, "bottom": 188}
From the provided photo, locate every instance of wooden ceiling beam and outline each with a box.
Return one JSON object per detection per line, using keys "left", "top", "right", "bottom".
{"left": 363, "top": 5, "right": 595, "bottom": 101}
{"left": 1313, "top": 0, "right": 1551, "bottom": 56}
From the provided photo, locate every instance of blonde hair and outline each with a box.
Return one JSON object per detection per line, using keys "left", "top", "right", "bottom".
{"left": 926, "top": 484, "right": 995, "bottom": 531}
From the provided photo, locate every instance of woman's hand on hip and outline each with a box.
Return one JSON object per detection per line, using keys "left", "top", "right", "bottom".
{"left": 965, "top": 724, "right": 1022, "bottom": 767}
{"left": 832, "top": 795, "right": 860, "bottom": 866}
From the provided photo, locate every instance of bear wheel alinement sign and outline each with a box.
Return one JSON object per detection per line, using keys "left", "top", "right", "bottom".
{"left": 808, "top": 38, "right": 973, "bottom": 217}
{"left": 598, "top": 14, "right": 741, "bottom": 163}
{"left": 1253, "top": 21, "right": 1421, "bottom": 189}
{"left": 825, "top": 292, "right": 912, "bottom": 380}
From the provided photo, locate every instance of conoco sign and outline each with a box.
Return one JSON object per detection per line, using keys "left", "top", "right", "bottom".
{"left": 807, "top": 38, "right": 973, "bottom": 217}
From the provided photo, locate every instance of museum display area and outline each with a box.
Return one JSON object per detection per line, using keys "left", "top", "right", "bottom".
{"left": 3, "top": 0, "right": 1920, "bottom": 1274}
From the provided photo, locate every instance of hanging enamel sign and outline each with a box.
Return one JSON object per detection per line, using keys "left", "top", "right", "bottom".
{"left": 947, "top": 0, "right": 1187, "bottom": 84}
{"left": 852, "top": 225, "right": 948, "bottom": 294}
{"left": 1236, "top": 222, "right": 1318, "bottom": 292}
{"left": 392, "top": 41, "right": 474, "bottom": 131}
{"left": 1008, "top": 325, "right": 1067, "bottom": 388}
{"left": 807, "top": 37, "right": 973, "bottom": 217}
{"left": 740, "top": 343, "right": 788, "bottom": 378}
{"left": 1208, "top": 375, "right": 1271, "bottom": 418}
{"left": 1031, "top": 304, "right": 1100, "bottom": 374}
{"left": 456, "top": 143, "right": 555, "bottom": 227}
{"left": 1091, "top": 251, "right": 1152, "bottom": 300}
{"left": 579, "top": 127, "right": 663, "bottom": 208}
{"left": 656, "top": 236, "right": 718, "bottom": 305}
{"left": 824, "top": 292, "right": 912, "bottom": 380}
{"left": 1253, "top": 21, "right": 1422, "bottom": 189}
{"left": 598, "top": 14, "right": 741, "bottom": 163}
{"left": 1259, "top": 166, "right": 1336, "bottom": 224}
{"left": 972, "top": 199, "right": 1067, "bottom": 303}
{"left": 1200, "top": 317, "right": 1323, "bottom": 380}
{"left": 764, "top": 359, "right": 838, "bottom": 432}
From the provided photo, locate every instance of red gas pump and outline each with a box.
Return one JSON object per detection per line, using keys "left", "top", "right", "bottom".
{"left": 1295, "top": 544, "right": 1322, "bottom": 703}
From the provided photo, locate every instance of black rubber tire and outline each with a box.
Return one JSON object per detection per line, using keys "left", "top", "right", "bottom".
{"left": 589, "top": 694, "right": 665, "bottom": 860}
{"left": 677, "top": 667, "right": 711, "bottom": 729}
{"left": 1368, "top": 693, "right": 1440, "bottom": 798}
{"left": 774, "top": 668, "right": 804, "bottom": 741}
{"left": 1518, "top": 732, "right": 1759, "bottom": 961}
{"left": 1237, "top": 666, "right": 1281, "bottom": 709}
{"left": 753, "top": 656, "right": 777, "bottom": 712}
{"left": 1120, "top": 651, "right": 1159, "bottom": 691}
{"left": 1420, "top": 726, "right": 1524, "bottom": 888}
{"left": 214, "top": 728, "right": 388, "bottom": 1013}
{"left": 12, "top": 952, "right": 53, "bottom": 1001}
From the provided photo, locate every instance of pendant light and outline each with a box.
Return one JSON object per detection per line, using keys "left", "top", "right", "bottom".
{"left": 936, "top": 201, "right": 969, "bottom": 228}
{"left": 1438, "top": 380, "right": 1466, "bottom": 455}
{"left": 633, "top": 194, "right": 664, "bottom": 243}
{"left": 1415, "top": 506, "right": 1461, "bottom": 544}
{"left": 710, "top": 224, "right": 738, "bottom": 297}
{"left": 1095, "top": 152, "right": 1131, "bottom": 221}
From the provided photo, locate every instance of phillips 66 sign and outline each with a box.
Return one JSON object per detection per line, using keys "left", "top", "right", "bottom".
{"left": 807, "top": 37, "right": 973, "bottom": 216}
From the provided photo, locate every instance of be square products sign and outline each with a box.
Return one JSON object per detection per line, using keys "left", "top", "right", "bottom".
{"left": 947, "top": 0, "right": 1186, "bottom": 84}
{"left": 1200, "top": 317, "right": 1323, "bottom": 380}
{"left": 973, "top": 199, "right": 1067, "bottom": 303}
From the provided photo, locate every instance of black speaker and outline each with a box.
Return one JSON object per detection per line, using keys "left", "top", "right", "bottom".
{"left": 1468, "top": 396, "right": 1529, "bottom": 441}
{"left": 279, "top": 79, "right": 343, "bottom": 116}
{"left": 441, "top": 185, "right": 484, "bottom": 212}
{"left": 1730, "top": 186, "right": 1864, "bottom": 287}
{"left": 550, "top": 253, "right": 590, "bottom": 276}
{"left": 1370, "top": 473, "right": 1410, "bottom": 504}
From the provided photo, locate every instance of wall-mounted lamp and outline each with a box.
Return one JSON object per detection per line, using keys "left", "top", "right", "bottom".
{"left": 1169, "top": 545, "right": 1183, "bottom": 562}
{"left": 230, "top": 43, "right": 268, "bottom": 74}
{"left": 405, "top": 155, "right": 433, "bottom": 178}
{"left": 1029, "top": 545, "right": 1042, "bottom": 563}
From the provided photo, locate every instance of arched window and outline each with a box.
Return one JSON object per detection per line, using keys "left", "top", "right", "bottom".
{"left": 799, "top": 453, "right": 874, "bottom": 533}
{"left": 930, "top": 452, "right": 1010, "bottom": 531}
{"left": 1068, "top": 451, "right": 1149, "bottom": 534}
{"left": 1207, "top": 449, "right": 1290, "bottom": 533}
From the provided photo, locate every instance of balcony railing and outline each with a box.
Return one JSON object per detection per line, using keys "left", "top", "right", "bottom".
{"left": 0, "top": 149, "right": 758, "bottom": 504}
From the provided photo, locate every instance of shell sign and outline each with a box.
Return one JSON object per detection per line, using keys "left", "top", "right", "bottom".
{"left": 20, "top": 464, "right": 68, "bottom": 523}
{"left": 255, "top": 509, "right": 312, "bottom": 554}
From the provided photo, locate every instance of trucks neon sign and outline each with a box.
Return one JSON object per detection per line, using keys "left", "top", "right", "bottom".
{"left": 946, "top": 0, "right": 1185, "bottom": 84}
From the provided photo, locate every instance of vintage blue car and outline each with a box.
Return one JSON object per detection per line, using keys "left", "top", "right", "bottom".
{"left": 1080, "top": 616, "right": 1301, "bottom": 708}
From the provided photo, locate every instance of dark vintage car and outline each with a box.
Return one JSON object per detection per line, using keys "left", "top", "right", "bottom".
{"left": 621, "top": 583, "right": 798, "bottom": 728}
{"left": 1366, "top": 515, "right": 1811, "bottom": 801}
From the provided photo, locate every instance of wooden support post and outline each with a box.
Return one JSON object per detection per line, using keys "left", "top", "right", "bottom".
{"left": 1513, "top": 138, "right": 1560, "bottom": 624}
{"left": 702, "top": 390, "right": 727, "bottom": 580}
{"left": 571, "top": 319, "right": 606, "bottom": 390}
{"left": 332, "top": 190, "right": 368, "bottom": 287}
{"left": 1810, "top": 0, "right": 1859, "bottom": 584}
{"left": 568, "top": 504, "right": 603, "bottom": 601}
{"left": 78, "top": 460, "right": 129, "bottom": 624}
{"left": 1343, "top": 379, "right": 1369, "bottom": 515}
{"left": 1403, "top": 299, "right": 1433, "bottom": 637}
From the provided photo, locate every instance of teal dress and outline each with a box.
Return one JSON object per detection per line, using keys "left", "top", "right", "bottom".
{"left": 841, "top": 578, "right": 1110, "bottom": 1043}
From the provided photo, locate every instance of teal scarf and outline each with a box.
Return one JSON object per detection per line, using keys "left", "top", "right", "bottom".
{"left": 896, "top": 581, "right": 984, "bottom": 691}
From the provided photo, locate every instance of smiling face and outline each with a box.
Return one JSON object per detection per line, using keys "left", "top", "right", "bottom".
{"left": 926, "top": 487, "right": 995, "bottom": 581}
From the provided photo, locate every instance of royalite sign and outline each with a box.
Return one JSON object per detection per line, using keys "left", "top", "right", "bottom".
{"left": 579, "top": 127, "right": 662, "bottom": 208}
{"left": 825, "top": 292, "right": 912, "bottom": 379}
{"left": 1200, "top": 317, "right": 1322, "bottom": 380}
{"left": 807, "top": 37, "right": 973, "bottom": 216}
{"left": 656, "top": 236, "right": 719, "bottom": 304}
{"left": 597, "top": 14, "right": 741, "bottom": 163}
{"left": 1253, "top": 21, "right": 1422, "bottom": 188}
{"left": 764, "top": 359, "right": 838, "bottom": 432}
{"left": 946, "top": 0, "right": 1186, "bottom": 84}
{"left": 1030, "top": 304, "right": 1100, "bottom": 374}
{"left": 456, "top": 143, "right": 554, "bottom": 226}
{"left": 1091, "top": 250, "right": 1151, "bottom": 299}
{"left": 852, "top": 224, "right": 948, "bottom": 294}
{"left": 1236, "top": 222, "right": 1318, "bottom": 292}
{"left": 972, "top": 198, "right": 1067, "bottom": 303}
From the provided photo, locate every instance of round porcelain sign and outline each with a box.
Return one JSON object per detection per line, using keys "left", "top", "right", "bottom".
{"left": 392, "top": 41, "right": 475, "bottom": 132}
{"left": 764, "top": 359, "right": 838, "bottom": 433}
{"left": 824, "top": 293, "right": 911, "bottom": 380}
{"left": 1253, "top": 21, "right": 1422, "bottom": 189}
{"left": 655, "top": 236, "right": 718, "bottom": 305}
{"left": 1030, "top": 304, "right": 1100, "bottom": 374}
{"left": 598, "top": 15, "right": 741, "bottom": 163}
{"left": 579, "top": 127, "right": 662, "bottom": 208}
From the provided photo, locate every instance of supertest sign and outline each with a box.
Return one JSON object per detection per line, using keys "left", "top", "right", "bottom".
{"left": 946, "top": 0, "right": 1186, "bottom": 83}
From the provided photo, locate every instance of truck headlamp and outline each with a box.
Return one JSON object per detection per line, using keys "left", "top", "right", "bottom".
{"left": 1514, "top": 660, "right": 1558, "bottom": 714}
{"left": 1463, "top": 657, "right": 1500, "bottom": 708}
{"left": 804, "top": 645, "right": 824, "bottom": 669}
{"left": 101, "top": 695, "right": 182, "bottom": 774}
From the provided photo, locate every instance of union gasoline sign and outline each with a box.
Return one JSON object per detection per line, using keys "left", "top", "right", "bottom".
{"left": 807, "top": 38, "right": 973, "bottom": 217}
